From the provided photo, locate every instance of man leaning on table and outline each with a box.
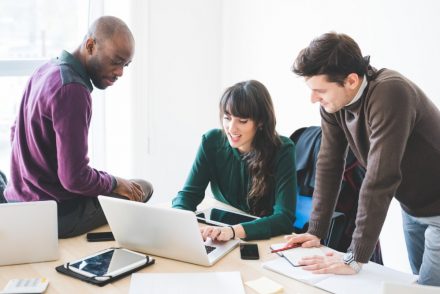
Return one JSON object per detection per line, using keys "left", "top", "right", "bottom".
{"left": 4, "top": 16, "right": 153, "bottom": 238}
{"left": 285, "top": 32, "right": 440, "bottom": 286}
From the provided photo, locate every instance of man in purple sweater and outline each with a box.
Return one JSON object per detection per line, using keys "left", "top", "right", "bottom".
{"left": 4, "top": 16, "right": 153, "bottom": 238}
{"left": 286, "top": 32, "right": 440, "bottom": 286}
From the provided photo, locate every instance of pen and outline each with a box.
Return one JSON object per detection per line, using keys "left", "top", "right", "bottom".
{"left": 270, "top": 243, "right": 301, "bottom": 253}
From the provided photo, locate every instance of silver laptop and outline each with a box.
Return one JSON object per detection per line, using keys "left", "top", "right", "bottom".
{"left": 0, "top": 201, "right": 59, "bottom": 266}
{"left": 98, "top": 196, "right": 240, "bottom": 266}
{"left": 381, "top": 282, "right": 440, "bottom": 294}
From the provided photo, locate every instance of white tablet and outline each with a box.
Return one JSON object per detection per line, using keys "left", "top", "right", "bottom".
{"left": 195, "top": 207, "right": 259, "bottom": 226}
{"left": 66, "top": 248, "right": 147, "bottom": 281}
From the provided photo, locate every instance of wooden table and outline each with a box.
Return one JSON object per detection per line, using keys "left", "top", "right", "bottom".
{"left": 0, "top": 199, "right": 326, "bottom": 294}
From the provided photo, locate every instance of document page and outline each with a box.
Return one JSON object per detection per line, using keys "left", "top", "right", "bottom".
{"left": 263, "top": 257, "right": 331, "bottom": 285}
{"left": 278, "top": 247, "right": 325, "bottom": 266}
{"left": 314, "top": 262, "right": 417, "bottom": 294}
{"left": 263, "top": 245, "right": 418, "bottom": 294}
{"left": 129, "top": 271, "right": 245, "bottom": 294}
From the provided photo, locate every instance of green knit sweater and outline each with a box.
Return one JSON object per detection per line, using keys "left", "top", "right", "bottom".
{"left": 172, "top": 129, "right": 297, "bottom": 240}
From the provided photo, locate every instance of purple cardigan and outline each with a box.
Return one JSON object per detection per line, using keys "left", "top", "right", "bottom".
{"left": 5, "top": 51, "right": 114, "bottom": 202}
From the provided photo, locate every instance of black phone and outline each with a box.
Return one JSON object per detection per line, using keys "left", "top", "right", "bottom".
{"left": 86, "top": 231, "right": 115, "bottom": 242}
{"left": 240, "top": 243, "right": 259, "bottom": 260}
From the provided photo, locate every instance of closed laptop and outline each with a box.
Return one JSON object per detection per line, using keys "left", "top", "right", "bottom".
{"left": 0, "top": 201, "right": 59, "bottom": 266}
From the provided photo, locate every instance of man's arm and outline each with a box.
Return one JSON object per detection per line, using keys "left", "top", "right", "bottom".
{"left": 286, "top": 112, "right": 348, "bottom": 250}
{"left": 348, "top": 80, "right": 417, "bottom": 263}
{"left": 288, "top": 80, "right": 419, "bottom": 275}
{"left": 52, "top": 84, "right": 113, "bottom": 196}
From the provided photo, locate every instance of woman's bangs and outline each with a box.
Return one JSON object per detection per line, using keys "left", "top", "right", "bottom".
{"left": 223, "top": 89, "right": 255, "bottom": 119}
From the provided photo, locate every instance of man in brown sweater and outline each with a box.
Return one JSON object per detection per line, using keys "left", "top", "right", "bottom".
{"left": 286, "top": 32, "right": 440, "bottom": 286}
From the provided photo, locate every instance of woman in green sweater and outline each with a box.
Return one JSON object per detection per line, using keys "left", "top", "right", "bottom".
{"left": 172, "top": 80, "right": 297, "bottom": 241}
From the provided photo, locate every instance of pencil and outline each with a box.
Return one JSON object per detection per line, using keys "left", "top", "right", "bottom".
{"left": 270, "top": 243, "right": 301, "bottom": 253}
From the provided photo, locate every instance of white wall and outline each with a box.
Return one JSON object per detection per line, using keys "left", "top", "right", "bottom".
{"left": 93, "top": 0, "right": 222, "bottom": 202}
{"left": 221, "top": 0, "right": 440, "bottom": 134}
{"left": 100, "top": 0, "right": 440, "bottom": 274}
{"left": 129, "top": 0, "right": 223, "bottom": 202}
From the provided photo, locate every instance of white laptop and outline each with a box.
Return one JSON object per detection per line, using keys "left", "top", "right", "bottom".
{"left": 0, "top": 201, "right": 59, "bottom": 266}
{"left": 381, "top": 282, "right": 440, "bottom": 294}
{"left": 98, "top": 196, "right": 240, "bottom": 266}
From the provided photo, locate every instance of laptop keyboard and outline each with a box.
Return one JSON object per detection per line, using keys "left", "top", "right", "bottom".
{"left": 205, "top": 245, "right": 216, "bottom": 254}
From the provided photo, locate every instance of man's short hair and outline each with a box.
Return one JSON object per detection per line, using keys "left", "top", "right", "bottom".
{"left": 292, "top": 32, "right": 368, "bottom": 86}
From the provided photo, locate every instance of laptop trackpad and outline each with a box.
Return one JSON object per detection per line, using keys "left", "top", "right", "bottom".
{"left": 204, "top": 238, "right": 239, "bottom": 263}
{"left": 204, "top": 245, "right": 217, "bottom": 254}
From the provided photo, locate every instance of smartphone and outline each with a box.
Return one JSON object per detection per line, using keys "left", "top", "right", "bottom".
{"left": 86, "top": 231, "right": 115, "bottom": 242}
{"left": 240, "top": 243, "right": 260, "bottom": 260}
{"left": 67, "top": 248, "right": 147, "bottom": 280}
{"left": 196, "top": 208, "right": 259, "bottom": 226}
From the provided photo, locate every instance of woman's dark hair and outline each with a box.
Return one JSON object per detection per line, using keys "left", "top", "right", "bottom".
{"left": 219, "top": 80, "right": 281, "bottom": 216}
{"left": 292, "top": 32, "right": 368, "bottom": 86}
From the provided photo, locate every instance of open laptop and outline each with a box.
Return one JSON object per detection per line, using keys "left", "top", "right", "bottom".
{"left": 381, "top": 282, "right": 440, "bottom": 294}
{"left": 98, "top": 196, "right": 240, "bottom": 266}
{"left": 0, "top": 200, "right": 59, "bottom": 266}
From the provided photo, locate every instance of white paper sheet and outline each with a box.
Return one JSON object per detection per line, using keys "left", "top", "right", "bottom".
{"left": 263, "top": 246, "right": 418, "bottom": 294}
{"left": 314, "top": 262, "right": 418, "bottom": 294}
{"left": 129, "top": 271, "right": 246, "bottom": 294}
{"left": 263, "top": 257, "right": 331, "bottom": 285}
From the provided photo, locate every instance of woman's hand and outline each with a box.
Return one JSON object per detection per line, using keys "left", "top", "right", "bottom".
{"left": 200, "top": 225, "right": 235, "bottom": 241}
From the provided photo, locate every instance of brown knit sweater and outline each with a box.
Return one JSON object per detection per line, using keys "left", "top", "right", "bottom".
{"left": 308, "top": 68, "right": 440, "bottom": 263}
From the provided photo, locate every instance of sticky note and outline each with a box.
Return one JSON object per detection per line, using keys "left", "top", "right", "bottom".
{"left": 245, "top": 276, "right": 284, "bottom": 294}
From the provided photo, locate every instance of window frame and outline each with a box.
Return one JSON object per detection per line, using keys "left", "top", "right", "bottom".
{"left": 0, "top": 0, "right": 108, "bottom": 174}
{"left": 0, "top": 59, "right": 46, "bottom": 76}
